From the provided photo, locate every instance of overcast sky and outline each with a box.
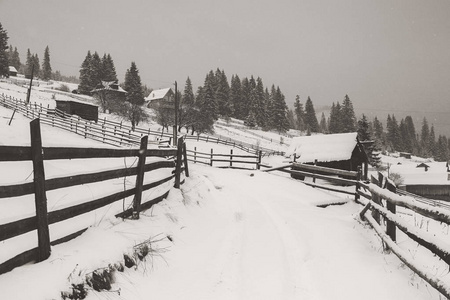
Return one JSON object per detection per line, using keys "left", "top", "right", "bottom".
{"left": 1, "top": 0, "right": 450, "bottom": 132}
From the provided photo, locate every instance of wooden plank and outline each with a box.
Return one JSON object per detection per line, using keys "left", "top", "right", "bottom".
{"left": 116, "top": 190, "right": 170, "bottom": 219}
{"left": 302, "top": 181, "right": 356, "bottom": 196}
{"left": 289, "top": 169, "right": 357, "bottom": 186}
{"left": 47, "top": 188, "right": 136, "bottom": 224}
{"left": 42, "top": 147, "right": 176, "bottom": 160}
{"left": 50, "top": 228, "right": 88, "bottom": 246}
{"left": 0, "top": 146, "right": 32, "bottom": 161}
{"left": 0, "top": 216, "right": 37, "bottom": 242}
{"left": 386, "top": 180, "right": 397, "bottom": 242}
{"left": 0, "top": 247, "right": 39, "bottom": 275}
{"left": 0, "top": 182, "right": 34, "bottom": 199}
{"left": 292, "top": 163, "right": 358, "bottom": 179}
{"left": 30, "top": 119, "right": 51, "bottom": 262}
{"left": 262, "top": 164, "right": 292, "bottom": 172}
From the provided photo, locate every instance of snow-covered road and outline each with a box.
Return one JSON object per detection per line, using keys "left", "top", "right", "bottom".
{"left": 112, "top": 165, "right": 437, "bottom": 300}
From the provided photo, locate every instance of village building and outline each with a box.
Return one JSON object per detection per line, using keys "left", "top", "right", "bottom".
{"left": 55, "top": 99, "right": 99, "bottom": 122}
{"left": 8, "top": 66, "right": 17, "bottom": 77}
{"left": 145, "top": 88, "right": 174, "bottom": 108}
{"left": 286, "top": 132, "right": 369, "bottom": 179}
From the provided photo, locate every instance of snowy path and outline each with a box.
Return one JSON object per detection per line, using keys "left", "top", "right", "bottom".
{"left": 115, "top": 165, "right": 435, "bottom": 300}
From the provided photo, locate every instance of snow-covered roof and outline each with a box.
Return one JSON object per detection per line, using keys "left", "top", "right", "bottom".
{"left": 145, "top": 88, "right": 173, "bottom": 102}
{"left": 9, "top": 66, "right": 17, "bottom": 73}
{"left": 286, "top": 132, "right": 359, "bottom": 163}
{"left": 91, "top": 81, "right": 127, "bottom": 93}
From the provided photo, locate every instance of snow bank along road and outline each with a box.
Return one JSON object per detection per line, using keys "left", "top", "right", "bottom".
{"left": 120, "top": 165, "right": 435, "bottom": 300}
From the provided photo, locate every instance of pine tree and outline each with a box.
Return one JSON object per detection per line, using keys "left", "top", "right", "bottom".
{"left": 420, "top": 117, "right": 431, "bottom": 157}
{"left": 240, "top": 77, "right": 251, "bottom": 119}
{"left": 254, "top": 77, "right": 268, "bottom": 129}
{"left": 32, "top": 54, "right": 40, "bottom": 78}
{"left": 386, "top": 114, "right": 401, "bottom": 151}
{"left": 215, "top": 69, "right": 231, "bottom": 118}
{"left": 436, "top": 135, "right": 449, "bottom": 162}
{"left": 328, "top": 102, "right": 342, "bottom": 133}
{"left": 293, "top": 95, "right": 305, "bottom": 131}
{"left": 229, "top": 75, "right": 242, "bottom": 119}
{"left": 203, "top": 70, "right": 218, "bottom": 120}
{"left": 78, "top": 51, "right": 92, "bottom": 94}
{"left": 180, "top": 77, "right": 196, "bottom": 132}
{"left": 357, "top": 114, "right": 371, "bottom": 141}
{"left": 122, "top": 62, "right": 147, "bottom": 130}
{"left": 340, "top": 95, "right": 356, "bottom": 133}
{"left": 0, "top": 22, "right": 9, "bottom": 77}
{"left": 101, "top": 53, "right": 117, "bottom": 82}
{"left": 319, "top": 112, "right": 327, "bottom": 133}
{"left": 41, "top": 46, "right": 52, "bottom": 81}
{"left": 429, "top": 125, "right": 437, "bottom": 158}
{"left": 26, "top": 48, "right": 32, "bottom": 76}
{"left": 270, "top": 86, "right": 289, "bottom": 133}
{"left": 303, "top": 96, "right": 319, "bottom": 133}
{"left": 12, "top": 47, "right": 20, "bottom": 70}
{"left": 90, "top": 51, "right": 102, "bottom": 89}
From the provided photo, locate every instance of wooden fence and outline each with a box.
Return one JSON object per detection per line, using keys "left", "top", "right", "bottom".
{"left": 357, "top": 172, "right": 450, "bottom": 299}
{"left": 1, "top": 93, "right": 284, "bottom": 156}
{"left": 185, "top": 147, "right": 262, "bottom": 170}
{"left": 263, "top": 162, "right": 362, "bottom": 200}
{"left": 266, "top": 163, "right": 450, "bottom": 297}
{"left": 0, "top": 119, "right": 188, "bottom": 275}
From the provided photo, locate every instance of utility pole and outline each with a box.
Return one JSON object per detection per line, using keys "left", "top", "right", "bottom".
{"left": 173, "top": 81, "right": 178, "bottom": 146}
{"left": 26, "top": 65, "right": 34, "bottom": 104}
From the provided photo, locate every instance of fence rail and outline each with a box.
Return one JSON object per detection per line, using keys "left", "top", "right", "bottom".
{"left": 357, "top": 172, "right": 450, "bottom": 299}
{"left": 0, "top": 119, "right": 188, "bottom": 275}
{"left": 186, "top": 147, "right": 262, "bottom": 170}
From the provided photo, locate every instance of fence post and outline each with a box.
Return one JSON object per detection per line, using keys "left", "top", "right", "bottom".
{"left": 194, "top": 147, "right": 197, "bottom": 163}
{"left": 370, "top": 175, "right": 381, "bottom": 224}
{"left": 313, "top": 159, "right": 318, "bottom": 183}
{"left": 174, "top": 137, "right": 184, "bottom": 188}
{"left": 133, "top": 136, "right": 148, "bottom": 219}
{"left": 355, "top": 166, "right": 362, "bottom": 203}
{"left": 210, "top": 149, "right": 213, "bottom": 166}
{"left": 183, "top": 142, "right": 189, "bottom": 177}
{"left": 386, "top": 180, "right": 397, "bottom": 242}
{"left": 257, "top": 150, "right": 262, "bottom": 170}
{"left": 230, "top": 149, "right": 233, "bottom": 168}
{"left": 30, "top": 119, "right": 51, "bottom": 262}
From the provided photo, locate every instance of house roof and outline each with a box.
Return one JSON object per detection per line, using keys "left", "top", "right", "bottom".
{"left": 286, "top": 132, "right": 360, "bottom": 163}
{"left": 91, "top": 81, "right": 127, "bottom": 93}
{"left": 145, "top": 88, "right": 173, "bottom": 102}
{"left": 9, "top": 66, "right": 18, "bottom": 73}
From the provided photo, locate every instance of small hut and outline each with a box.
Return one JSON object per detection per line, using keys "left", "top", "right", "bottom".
{"left": 286, "top": 132, "right": 369, "bottom": 178}
{"left": 55, "top": 99, "right": 99, "bottom": 122}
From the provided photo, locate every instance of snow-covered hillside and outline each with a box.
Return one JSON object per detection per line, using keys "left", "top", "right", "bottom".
{"left": 0, "top": 81, "right": 449, "bottom": 299}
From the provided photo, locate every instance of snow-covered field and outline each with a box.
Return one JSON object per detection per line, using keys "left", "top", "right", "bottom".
{"left": 0, "top": 81, "right": 449, "bottom": 299}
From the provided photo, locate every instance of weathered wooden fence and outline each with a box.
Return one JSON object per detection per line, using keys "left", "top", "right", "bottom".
{"left": 185, "top": 147, "right": 263, "bottom": 170}
{"left": 357, "top": 172, "right": 450, "bottom": 299}
{"left": 263, "top": 162, "right": 362, "bottom": 200}
{"left": 0, "top": 119, "right": 188, "bottom": 275}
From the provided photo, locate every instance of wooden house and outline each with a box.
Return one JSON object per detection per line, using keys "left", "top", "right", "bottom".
{"left": 91, "top": 81, "right": 127, "bottom": 102}
{"left": 55, "top": 99, "right": 99, "bottom": 122}
{"left": 286, "top": 132, "right": 369, "bottom": 179}
{"left": 145, "top": 88, "right": 174, "bottom": 108}
{"left": 8, "top": 66, "right": 18, "bottom": 77}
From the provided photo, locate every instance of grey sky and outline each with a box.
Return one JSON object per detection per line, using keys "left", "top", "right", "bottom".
{"left": 1, "top": 0, "right": 450, "bottom": 133}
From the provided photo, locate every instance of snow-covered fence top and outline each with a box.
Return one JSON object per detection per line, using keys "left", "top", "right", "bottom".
{"left": 0, "top": 120, "right": 188, "bottom": 275}
{"left": 358, "top": 172, "right": 450, "bottom": 299}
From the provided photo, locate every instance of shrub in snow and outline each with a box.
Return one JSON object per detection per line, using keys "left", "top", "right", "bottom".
{"left": 388, "top": 172, "right": 404, "bottom": 186}
{"left": 61, "top": 283, "right": 87, "bottom": 300}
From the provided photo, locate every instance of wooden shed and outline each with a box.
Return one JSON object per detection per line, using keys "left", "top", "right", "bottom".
{"left": 8, "top": 66, "right": 18, "bottom": 77}
{"left": 145, "top": 88, "right": 174, "bottom": 108}
{"left": 55, "top": 99, "right": 99, "bottom": 122}
{"left": 286, "top": 132, "right": 369, "bottom": 179}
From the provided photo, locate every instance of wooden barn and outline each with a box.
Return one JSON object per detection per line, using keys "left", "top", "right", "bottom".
{"left": 55, "top": 99, "right": 99, "bottom": 122}
{"left": 286, "top": 132, "right": 369, "bottom": 179}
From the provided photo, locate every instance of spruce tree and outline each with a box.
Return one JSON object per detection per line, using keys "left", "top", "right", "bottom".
{"left": 123, "top": 62, "right": 147, "bottom": 130}
{"left": 0, "top": 22, "right": 9, "bottom": 77}
{"left": 101, "top": 53, "right": 117, "bottom": 82}
{"left": 319, "top": 112, "right": 327, "bottom": 133}
{"left": 328, "top": 102, "right": 342, "bottom": 133}
{"left": 215, "top": 69, "right": 231, "bottom": 118}
{"left": 303, "top": 96, "right": 319, "bottom": 133}
{"left": 90, "top": 51, "right": 102, "bottom": 88}
{"left": 78, "top": 51, "right": 92, "bottom": 94}
{"left": 240, "top": 77, "right": 251, "bottom": 119}
{"left": 180, "top": 77, "right": 196, "bottom": 132}
{"left": 271, "top": 87, "right": 289, "bottom": 133}
{"left": 340, "top": 95, "right": 356, "bottom": 133}
{"left": 229, "top": 75, "right": 242, "bottom": 119}
{"left": 32, "top": 54, "right": 40, "bottom": 78}
{"left": 357, "top": 114, "right": 371, "bottom": 141}
{"left": 293, "top": 95, "right": 305, "bottom": 131}
{"left": 41, "top": 46, "right": 52, "bottom": 81}
{"left": 254, "top": 77, "right": 268, "bottom": 129}
{"left": 420, "top": 117, "right": 431, "bottom": 157}
{"left": 26, "top": 48, "right": 32, "bottom": 76}
{"left": 12, "top": 47, "right": 20, "bottom": 70}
